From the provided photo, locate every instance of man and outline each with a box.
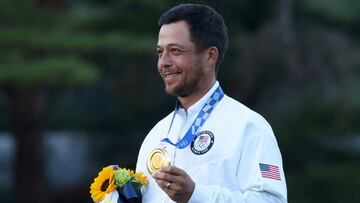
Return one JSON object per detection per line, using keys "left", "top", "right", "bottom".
{"left": 136, "top": 4, "right": 287, "bottom": 203}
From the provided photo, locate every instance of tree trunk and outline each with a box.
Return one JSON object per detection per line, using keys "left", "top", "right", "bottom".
{"left": 8, "top": 87, "right": 47, "bottom": 203}
{"left": 278, "top": 0, "right": 302, "bottom": 81}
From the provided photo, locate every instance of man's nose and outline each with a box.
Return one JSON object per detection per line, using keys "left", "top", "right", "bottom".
{"left": 158, "top": 51, "right": 172, "bottom": 68}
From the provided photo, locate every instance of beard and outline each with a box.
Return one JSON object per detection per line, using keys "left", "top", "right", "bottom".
{"left": 164, "top": 66, "right": 205, "bottom": 97}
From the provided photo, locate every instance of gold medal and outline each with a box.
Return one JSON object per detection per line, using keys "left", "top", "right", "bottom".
{"left": 147, "top": 148, "right": 171, "bottom": 175}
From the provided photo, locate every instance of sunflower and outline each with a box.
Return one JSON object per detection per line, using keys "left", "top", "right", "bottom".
{"left": 128, "top": 169, "right": 148, "bottom": 186}
{"left": 90, "top": 166, "right": 117, "bottom": 203}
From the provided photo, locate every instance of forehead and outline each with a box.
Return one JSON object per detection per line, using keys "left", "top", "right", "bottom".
{"left": 157, "top": 21, "right": 194, "bottom": 48}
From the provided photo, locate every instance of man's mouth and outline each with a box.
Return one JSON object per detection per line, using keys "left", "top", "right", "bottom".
{"left": 163, "top": 72, "right": 181, "bottom": 82}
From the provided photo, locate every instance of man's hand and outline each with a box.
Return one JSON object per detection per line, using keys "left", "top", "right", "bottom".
{"left": 152, "top": 166, "right": 195, "bottom": 203}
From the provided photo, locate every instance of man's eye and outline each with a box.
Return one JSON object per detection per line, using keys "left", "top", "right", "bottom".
{"left": 171, "top": 49, "right": 182, "bottom": 55}
{"left": 157, "top": 50, "right": 163, "bottom": 56}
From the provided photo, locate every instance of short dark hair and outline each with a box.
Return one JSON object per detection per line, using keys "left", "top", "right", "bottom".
{"left": 159, "top": 4, "right": 228, "bottom": 73}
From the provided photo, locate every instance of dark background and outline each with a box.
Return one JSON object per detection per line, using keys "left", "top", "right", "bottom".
{"left": 1, "top": 0, "right": 360, "bottom": 203}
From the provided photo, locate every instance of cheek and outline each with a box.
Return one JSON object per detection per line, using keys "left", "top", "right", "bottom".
{"left": 173, "top": 57, "right": 191, "bottom": 70}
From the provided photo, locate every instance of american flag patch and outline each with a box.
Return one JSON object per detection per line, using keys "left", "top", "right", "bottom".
{"left": 259, "top": 163, "right": 281, "bottom": 180}
{"left": 198, "top": 135, "right": 209, "bottom": 143}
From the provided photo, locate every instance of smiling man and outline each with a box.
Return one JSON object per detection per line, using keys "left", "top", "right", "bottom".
{"left": 136, "top": 4, "right": 287, "bottom": 203}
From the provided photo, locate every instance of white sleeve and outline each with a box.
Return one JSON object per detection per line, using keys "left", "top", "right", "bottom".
{"left": 188, "top": 127, "right": 287, "bottom": 203}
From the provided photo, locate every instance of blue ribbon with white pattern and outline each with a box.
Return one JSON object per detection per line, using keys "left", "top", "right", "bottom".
{"left": 161, "top": 86, "right": 224, "bottom": 149}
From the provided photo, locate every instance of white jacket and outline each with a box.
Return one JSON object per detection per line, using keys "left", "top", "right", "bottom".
{"left": 136, "top": 82, "right": 287, "bottom": 203}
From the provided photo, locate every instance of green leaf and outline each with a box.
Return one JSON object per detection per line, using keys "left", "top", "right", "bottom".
{"left": 0, "top": 57, "right": 99, "bottom": 87}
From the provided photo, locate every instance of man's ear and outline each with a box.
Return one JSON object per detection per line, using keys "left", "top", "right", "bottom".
{"left": 206, "top": 46, "right": 218, "bottom": 67}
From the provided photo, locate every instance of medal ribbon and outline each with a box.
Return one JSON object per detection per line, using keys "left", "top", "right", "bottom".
{"left": 161, "top": 85, "right": 224, "bottom": 149}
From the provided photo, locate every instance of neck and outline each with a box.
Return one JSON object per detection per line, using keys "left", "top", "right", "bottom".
{"left": 178, "top": 79, "right": 216, "bottom": 110}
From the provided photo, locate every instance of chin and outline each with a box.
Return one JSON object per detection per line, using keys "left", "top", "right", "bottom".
{"left": 165, "top": 84, "right": 181, "bottom": 96}
{"left": 166, "top": 87, "right": 192, "bottom": 98}
{"left": 164, "top": 86, "right": 177, "bottom": 96}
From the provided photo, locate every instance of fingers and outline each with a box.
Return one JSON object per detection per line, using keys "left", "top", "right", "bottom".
{"left": 152, "top": 169, "right": 182, "bottom": 184}
{"left": 152, "top": 166, "right": 195, "bottom": 203}
{"left": 152, "top": 166, "right": 183, "bottom": 181}
{"left": 155, "top": 179, "right": 172, "bottom": 190}
{"left": 160, "top": 165, "right": 185, "bottom": 175}
{"left": 153, "top": 171, "right": 173, "bottom": 181}
{"left": 152, "top": 166, "right": 186, "bottom": 192}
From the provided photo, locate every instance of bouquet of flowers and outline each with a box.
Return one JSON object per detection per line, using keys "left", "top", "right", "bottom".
{"left": 90, "top": 165, "right": 147, "bottom": 203}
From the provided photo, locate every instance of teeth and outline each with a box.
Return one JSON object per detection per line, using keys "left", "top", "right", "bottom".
{"left": 164, "top": 73, "right": 179, "bottom": 79}
{"left": 165, "top": 74, "right": 176, "bottom": 79}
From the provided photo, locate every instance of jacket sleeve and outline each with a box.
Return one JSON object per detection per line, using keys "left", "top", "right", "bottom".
{"left": 188, "top": 126, "right": 287, "bottom": 203}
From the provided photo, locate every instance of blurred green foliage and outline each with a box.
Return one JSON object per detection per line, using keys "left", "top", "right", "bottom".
{"left": 302, "top": 0, "right": 360, "bottom": 29}
{"left": 0, "top": 0, "right": 360, "bottom": 203}
{"left": 0, "top": 28, "right": 154, "bottom": 53}
{"left": 0, "top": 58, "right": 98, "bottom": 87}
